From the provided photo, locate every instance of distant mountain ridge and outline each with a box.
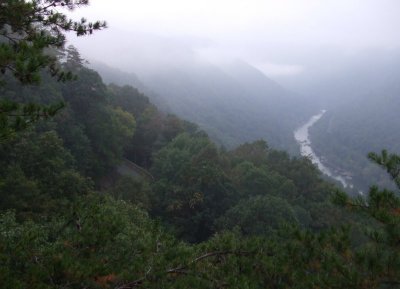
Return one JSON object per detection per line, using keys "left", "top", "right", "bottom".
{"left": 89, "top": 61, "right": 171, "bottom": 111}
{"left": 92, "top": 58, "right": 315, "bottom": 152}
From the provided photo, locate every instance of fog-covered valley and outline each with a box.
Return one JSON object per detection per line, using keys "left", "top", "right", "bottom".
{"left": 90, "top": 52, "right": 316, "bottom": 153}
{"left": 72, "top": 30, "right": 400, "bottom": 193}
{"left": 2, "top": 1, "right": 400, "bottom": 287}
{"left": 62, "top": 0, "right": 400, "bottom": 193}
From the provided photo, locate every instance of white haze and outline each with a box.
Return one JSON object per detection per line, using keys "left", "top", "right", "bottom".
{"left": 67, "top": 0, "right": 400, "bottom": 82}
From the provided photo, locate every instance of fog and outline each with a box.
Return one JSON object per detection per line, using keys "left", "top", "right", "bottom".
{"left": 68, "top": 0, "right": 400, "bottom": 82}
{"left": 67, "top": 0, "right": 400, "bottom": 191}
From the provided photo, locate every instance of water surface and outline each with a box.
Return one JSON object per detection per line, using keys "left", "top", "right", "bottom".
{"left": 294, "top": 110, "right": 348, "bottom": 188}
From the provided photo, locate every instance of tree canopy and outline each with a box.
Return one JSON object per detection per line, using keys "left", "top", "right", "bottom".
{"left": 1, "top": 2, "right": 400, "bottom": 288}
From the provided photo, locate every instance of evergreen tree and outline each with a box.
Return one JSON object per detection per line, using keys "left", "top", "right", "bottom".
{"left": 0, "top": 0, "right": 106, "bottom": 139}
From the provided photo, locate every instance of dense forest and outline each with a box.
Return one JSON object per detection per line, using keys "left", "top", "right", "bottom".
{"left": 1, "top": 1, "right": 400, "bottom": 288}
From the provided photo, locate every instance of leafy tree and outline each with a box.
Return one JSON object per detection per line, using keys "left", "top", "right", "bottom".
{"left": 0, "top": 164, "right": 43, "bottom": 219}
{"left": 83, "top": 105, "right": 136, "bottom": 176}
{"left": 111, "top": 176, "right": 152, "bottom": 209}
{"left": 53, "top": 52, "right": 137, "bottom": 177}
{"left": 151, "top": 133, "right": 233, "bottom": 242}
{"left": 108, "top": 84, "right": 150, "bottom": 118}
{"left": 0, "top": 130, "right": 92, "bottom": 218}
{"left": 216, "top": 195, "right": 298, "bottom": 236}
{"left": 55, "top": 114, "right": 94, "bottom": 174}
{"left": 230, "top": 139, "right": 269, "bottom": 166}
{"left": 229, "top": 161, "right": 297, "bottom": 199}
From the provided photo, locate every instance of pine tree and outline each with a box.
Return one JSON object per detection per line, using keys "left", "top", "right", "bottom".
{"left": 0, "top": 0, "right": 106, "bottom": 139}
{"left": 331, "top": 149, "right": 400, "bottom": 288}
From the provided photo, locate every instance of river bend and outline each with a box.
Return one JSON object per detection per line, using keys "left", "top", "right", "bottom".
{"left": 294, "top": 110, "right": 349, "bottom": 188}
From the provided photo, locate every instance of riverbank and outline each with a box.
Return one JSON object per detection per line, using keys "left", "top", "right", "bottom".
{"left": 294, "top": 110, "right": 349, "bottom": 188}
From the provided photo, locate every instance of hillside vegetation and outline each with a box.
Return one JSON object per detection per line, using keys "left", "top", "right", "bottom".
{"left": 1, "top": 2, "right": 400, "bottom": 288}
{"left": 309, "top": 53, "right": 400, "bottom": 192}
{"left": 1, "top": 46, "right": 400, "bottom": 288}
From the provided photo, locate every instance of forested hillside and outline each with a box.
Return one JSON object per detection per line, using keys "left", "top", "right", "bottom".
{"left": 307, "top": 51, "right": 400, "bottom": 192}
{"left": 89, "top": 43, "right": 316, "bottom": 153}
{"left": 0, "top": 44, "right": 349, "bottom": 238}
{"left": 1, "top": 1, "right": 400, "bottom": 288}
{"left": 3, "top": 49, "right": 400, "bottom": 286}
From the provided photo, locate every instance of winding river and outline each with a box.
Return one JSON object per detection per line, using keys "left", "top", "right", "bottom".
{"left": 294, "top": 110, "right": 349, "bottom": 188}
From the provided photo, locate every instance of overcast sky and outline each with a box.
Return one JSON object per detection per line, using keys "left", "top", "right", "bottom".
{"left": 68, "top": 0, "right": 400, "bottom": 77}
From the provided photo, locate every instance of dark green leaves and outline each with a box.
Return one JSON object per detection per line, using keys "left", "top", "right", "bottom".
{"left": 368, "top": 150, "right": 400, "bottom": 189}
{"left": 0, "top": 99, "right": 64, "bottom": 140}
{"left": 0, "top": 0, "right": 106, "bottom": 139}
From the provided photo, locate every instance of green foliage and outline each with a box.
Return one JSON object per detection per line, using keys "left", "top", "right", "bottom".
{"left": 0, "top": 60, "right": 399, "bottom": 288}
{"left": 0, "top": 0, "right": 106, "bottom": 84}
{"left": 107, "top": 84, "right": 150, "bottom": 117}
{"left": 229, "top": 161, "right": 296, "bottom": 199}
{"left": 0, "top": 165, "right": 43, "bottom": 219}
{"left": 0, "top": 195, "right": 194, "bottom": 289}
{"left": 0, "top": 0, "right": 106, "bottom": 138}
{"left": 111, "top": 176, "right": 152, "bottom": 209}
{"left": 230, "top": 139, "right": 269, "bottom": 166}
{"left": 327, "top": 150, "right": 400, "bottom": 288}
{"left": 0, "top": 130, "right": 92, "bottom": 218}
{"left": 84, "top": 105, "right": 136, "bottom": 174}
{"left": 0, "top": 99, "right": 64, "bottom": 140}
{"left": 216, "top": 195, "right": 298, "bottom": 236}
{"left": 310, "top": 97, "right": 400, "bottom": 192}
{"left": 151, "top": 133, "right": 232, "bottom": 242}
{"left": 368, "top": 150, "right": 400, "bottom": 188}
{"left": 108, "top": 56, "right": 316, "bottom": 152}
{"left": 0, "top": 48, "right": 142, "bottom": 179}
{"left": 1, "top": 9, "right": 399, "bottom": 285}
{"left": 149, "top": 134, "right": 350, "bottom": 242}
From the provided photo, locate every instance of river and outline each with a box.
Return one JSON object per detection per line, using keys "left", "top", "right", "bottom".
{"left": 294, "top": 110, "right": 349, "bottom": 188}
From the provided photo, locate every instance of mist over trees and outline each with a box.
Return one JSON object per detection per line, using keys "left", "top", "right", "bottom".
{"left": 302, "top": 51, "right": 400, "bottom": 192}
{"left": 1, "top": 1, "right": 400, "bottom": 288}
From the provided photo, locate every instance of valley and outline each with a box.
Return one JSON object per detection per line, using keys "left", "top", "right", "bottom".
{"left": 2, "top": 1, "right": 400, "bottom": 287}
{"left": 294, "top": 110, "right": 349, "bottom": 188}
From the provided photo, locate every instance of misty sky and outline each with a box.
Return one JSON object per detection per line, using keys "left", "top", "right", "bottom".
{"left": 69, "top": 0, "right": 400, "bottom": 77}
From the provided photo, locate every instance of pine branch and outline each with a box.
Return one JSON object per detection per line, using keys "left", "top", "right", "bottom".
{"left": 115, "top": 251, "right": 253, "bottom": 289}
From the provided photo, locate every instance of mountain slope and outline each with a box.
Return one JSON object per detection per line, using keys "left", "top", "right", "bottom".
{"left": 306, "top": 51, "right": 400, "bottom": 191}
{"left": 94, "top": 57, "right": 315, "bottom": 152}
